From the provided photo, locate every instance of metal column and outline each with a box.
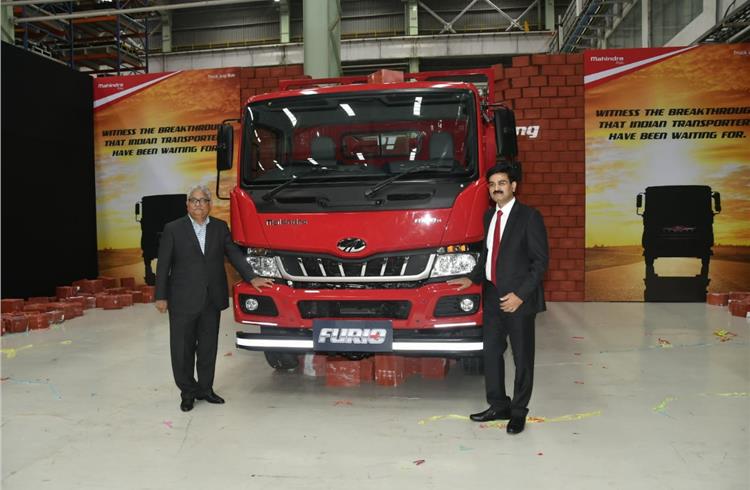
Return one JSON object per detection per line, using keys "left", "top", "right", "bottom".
{"left": 303, "top": 0, "right": 340, "bottom": 78}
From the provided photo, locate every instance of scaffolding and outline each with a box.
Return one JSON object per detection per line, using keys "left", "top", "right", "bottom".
{"left": 11, "top": 0, "right": 150, "bottom": 76}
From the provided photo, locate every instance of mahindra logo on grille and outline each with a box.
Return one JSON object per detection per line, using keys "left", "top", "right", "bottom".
{"left": 337, "top": 237, "right": 366, "bottom": 253}
{"left": 318, "top": 328, "right": 387, "bottom": 345}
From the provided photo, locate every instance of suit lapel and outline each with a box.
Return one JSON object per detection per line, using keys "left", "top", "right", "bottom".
{"left": 204, "top": 219, "right": 215, "bottom": 257}
{"left": 501, "top": 201, "right": 523, "bottom": 246}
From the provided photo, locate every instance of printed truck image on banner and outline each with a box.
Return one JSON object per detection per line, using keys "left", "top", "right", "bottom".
{"left": 584, "top": 44, "right": 750, "bottom": 301}
{"left": 94, "top": 68, "right": 240, "bottom": 285}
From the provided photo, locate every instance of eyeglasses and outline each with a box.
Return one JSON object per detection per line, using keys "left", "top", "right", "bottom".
{"left": 188, "top": 198, "right": 211, "bottom": 206}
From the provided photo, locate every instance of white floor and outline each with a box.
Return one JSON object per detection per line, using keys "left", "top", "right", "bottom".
{"left": 1, "top": 302, "right": 748, "bottom": 490}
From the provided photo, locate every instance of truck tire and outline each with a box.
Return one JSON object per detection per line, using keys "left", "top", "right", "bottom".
{"left": 461, "top": 356, "right": 484, "bottom": 375}
{"left": 264, "top": 351, "right": 299, "bottom": 371}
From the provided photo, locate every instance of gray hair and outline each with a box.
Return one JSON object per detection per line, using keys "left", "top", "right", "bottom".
{"left": 187, "top": 184, "right": 212, "bottom": 201}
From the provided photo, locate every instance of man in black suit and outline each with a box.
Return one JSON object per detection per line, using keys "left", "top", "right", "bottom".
{"left": 155, "top": 184, "right": 273, "bottom": 412}
{"left": 449, "top": 163, "right": 549, "bottom": 434}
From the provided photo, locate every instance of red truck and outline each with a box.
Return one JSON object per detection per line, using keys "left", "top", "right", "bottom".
{"left": 216, "top": 69, "right": 518, "bottom": 373}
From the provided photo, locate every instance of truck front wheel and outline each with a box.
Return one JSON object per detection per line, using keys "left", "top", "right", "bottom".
{"left": 264, "top": 351, "right": 299, "bottom": 371}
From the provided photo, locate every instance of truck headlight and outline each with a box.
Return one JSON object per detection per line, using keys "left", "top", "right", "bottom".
{"left": 247, "top": 255, "right": 281, "bottom": 278}
{"left": 430, "top": 253, "right": 476, "bottom": 278}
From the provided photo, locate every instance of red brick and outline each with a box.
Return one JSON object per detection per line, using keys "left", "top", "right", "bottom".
{"left": 512, "top": 55, "right": 530, "bottom": 67}
{"left": 505, "top": 67, "right": 521, "bottom": 78}
{"left": 255, "top": 67, "right": 271, "bottom": 77}
{"left": 568, "top": 291, "right": 585, "bottom": 302}
{"left": 492, "top": 63, "right": 505, "bottom": 79}
{"left": 241, "top": 89, "right": 253, "bottom": 102}
{"left": 511, "top": 77, "right": 530, "bottom": 88}
{"left": 523, "top": 87, "right": 540, "bottom": 98}
{"left": 549, "top": 54, "right": 567, "bottom": 65}
{"left": 558, "top": 86, "right": 575, "bottom": 97}
{"left": 541, "top": 108, "right": 559, "bottom": 119}
{"left": 567, "top": 53, "right": 583, "bottom": 64}
{"left": 550, "top": 291, "right": 567, "bottom": 301}
{"left": 240, "top": 67, "right": 255, "bottom": 78}
{"left": 549, "top": 76, "right": 565, "bottom": 86}
{"left": 1, "top": 299, "right": 24, "bottom": 313}
{"left": 567, "top": 96, "right": 584, "bottom": 108}
{"left": 530, "top": 75, "right": 547, "bottom": 87}
{"left": 541, "top": 65, "right": 560, "bottom": 76}
{"left": 532, "top": 98, "right": 551, "bottom": 108}
{"left": 374, "top": 355, "right": 405, "bottom": 386}
{"left": 549, "top": 270, "right": 567, "bottom": 281}
{"left": 504, "top": 88, "right": 521, "bottom": 99}
{"left": 531, "top": 54, "right": 550, "bottom": 65}
{"left": 326, "top": 358, "right": 361, "bottom": 387}
{"left": 129, "top": 290, "right": 144, "bottom": 303}
{"left": 284, "top": 64, "right": 304, "bottom": 76}
{"left": 27, "top": 297, "right": 50, "bottom": 304}
{"left": 421, "top": 358, "right": 449, "bottom": 379}
{"left": 101, "top": 295, "right": 123, "bottom": 310}
{"left": 119, "top": 277, "right": 136, "bottom": 288}
{"left": 558, "top": 64, "right": 576, "bottom": 76}
{"left": 543, "top": 172, "right": 561, "bottom": 183}
{"left": 568, "top": 270, "right": 585, "bottom": 281}
{"left": 566, "top": 75, "right": 583, "bottom": 85}
{"left": 404, "top": 357, "right": 421, "bottom": 377}
{"left": 361, "top": 357, "right": 375, "bottom": 382}
{"left": 521, "top": 66, "right": 539, "bottom": 77}
{"left": 3, "top": 314, "right": 29, "bottom": 333}
{"left": 514, "top": 98, "right": 532, "bottom": 109}
{"left": 540, "top": 87, "right": 557, "bottom": 97}
{"left": 98, "top": 276, "right": 119, "bottom": 288}
{"left": 25, "top": 313, "right": 50, "bottom": 330}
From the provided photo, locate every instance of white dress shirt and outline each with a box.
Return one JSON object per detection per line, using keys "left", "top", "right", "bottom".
{"left": 485, "top": 197, "right": 515, "bottom": 281}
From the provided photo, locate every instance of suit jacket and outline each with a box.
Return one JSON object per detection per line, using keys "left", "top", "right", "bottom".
{"left": 155, "top": 215, "right": 256, "bottom": 314}
{"left": 471, "top": 200, "right": 549, "bottom": 314}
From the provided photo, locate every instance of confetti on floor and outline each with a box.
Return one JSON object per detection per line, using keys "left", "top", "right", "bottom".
{"left": 653, "top": 396, "right": 676, "bottom": 413}
{"left": 1, "top": 344, "right": 34, "bottom": 359}
{"left": 163, "top": 420, "right": 173, "bottom": 429}
{"left": 657, "top": 338, "right": 673, "bottom": 348}
{"left": 224, "top": 352, "right": 233, "bottom": 356}
{"left": 334, "top": 400, "right": 353, "bottom": 406}
{"left": 572, "top": 336, "right": 585, "bottom": 340}
{"left": 713, "top": 329, "right": 737, "bottom": 342}
{"left": 420, "top": 411, "right": 602, "bottom": 428}
{"left": 413, "top": 459, "right": 425, "bottom": 466}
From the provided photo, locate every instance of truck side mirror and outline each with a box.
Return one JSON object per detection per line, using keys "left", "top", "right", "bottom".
{"left": 713, "top": 192, "right": 721, "bottom": 213}
{"left": 135, "top": 202, "right": 141, "bottom": 222}
{"left": 493, "top": 106, "right": 518, "bottom": 159}
{"left": 216, "top": 123, "right": 234, "bottom": 171}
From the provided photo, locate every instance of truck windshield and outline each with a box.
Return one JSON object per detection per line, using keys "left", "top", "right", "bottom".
{"left": 240, "top": 89, "right": 477, "bottom": 186}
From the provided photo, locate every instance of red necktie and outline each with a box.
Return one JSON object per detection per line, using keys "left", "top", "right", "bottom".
{"left": 491, "top": 209, "right": 502, "bottom": 285}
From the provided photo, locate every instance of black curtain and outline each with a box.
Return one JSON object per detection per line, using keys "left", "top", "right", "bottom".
{"left": 1, "top": 42, "right": 97, "bottom": 299}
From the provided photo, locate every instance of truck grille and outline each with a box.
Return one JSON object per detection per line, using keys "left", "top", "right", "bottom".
{"left": 298, "top": 300, "right": 411, "bottom": 319}
{"left": 278, "top": 253, "right": 434, "bottom": 283}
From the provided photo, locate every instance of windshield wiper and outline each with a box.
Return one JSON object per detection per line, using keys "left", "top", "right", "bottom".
{"left": 363, "top": 162, "right": 453, "bottom": 198}
{"left": 261, "top": 166, "right": 333, "bottom": 202}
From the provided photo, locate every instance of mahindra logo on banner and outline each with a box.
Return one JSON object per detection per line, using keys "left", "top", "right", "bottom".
{"left": 313, "top": 320, "right": 393, "bottom": 352}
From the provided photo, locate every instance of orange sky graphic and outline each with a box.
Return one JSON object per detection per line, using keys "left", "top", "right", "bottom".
{"left": 94, "top": 68, "right": 240, "bottom": 249}
{"left": 585, "top": 44, "right": 750, "bottom": 247}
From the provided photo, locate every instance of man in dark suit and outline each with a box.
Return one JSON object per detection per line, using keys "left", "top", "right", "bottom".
{"left": 449, "top": 163, "right": 549, "bottom": 434}
{"left": 155, "top": 184, "right": 273, "bottom": 412}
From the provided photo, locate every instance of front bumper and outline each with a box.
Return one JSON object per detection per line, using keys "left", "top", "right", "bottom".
{"left": 236, "top": 329, "right": 483, "bottom": 355}
{"left": 233, "top": 281, "right": 484, "bottom": 355}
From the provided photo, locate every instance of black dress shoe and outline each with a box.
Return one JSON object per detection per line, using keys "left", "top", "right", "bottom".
{"left": 470, "top": 407, "right": 512, "bottom": 422}
{"left": 506, "top": 415, "right": 526, "bottom": 434}
{"left": 197, "top": 392, "right": 225, "bottom": 404}
{"left": 180, "top": 397, "right": 194, "bottom": 412}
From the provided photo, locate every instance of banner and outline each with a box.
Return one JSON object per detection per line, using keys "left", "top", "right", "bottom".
{"left": 584, "top": 45, "right": 750, "bottom": 301}
{"left": 93, "top": 68, "right": 240, "bottom": 285}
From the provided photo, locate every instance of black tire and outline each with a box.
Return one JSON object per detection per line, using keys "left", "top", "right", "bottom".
{"left": 264, "top": 351, "right": 299, "bottom": 370}
{"left": 461, "top": 356, "right": 484, "bottom": 375}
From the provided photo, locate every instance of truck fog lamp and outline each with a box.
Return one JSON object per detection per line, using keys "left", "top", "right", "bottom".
{"left": 245, "top": 298, "right": 260, "bottom": 311}
{"left": 459, "top": 298, "right": 475, "bottom": 312}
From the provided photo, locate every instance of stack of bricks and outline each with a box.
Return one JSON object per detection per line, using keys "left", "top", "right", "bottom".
{"left": 301, "top": 354, "right": 451, "bottom": 387}
{"left": 1, "top": 277, "right": 156, "bottom": 335}
{"left": 492, "top": 54, "right": 585, "bottom": 302}
{"left": 240, "top": 64, "right": 306, "bottom": 105}
{"left": 709, "top": 291, "right": 750, "bottom": 318}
